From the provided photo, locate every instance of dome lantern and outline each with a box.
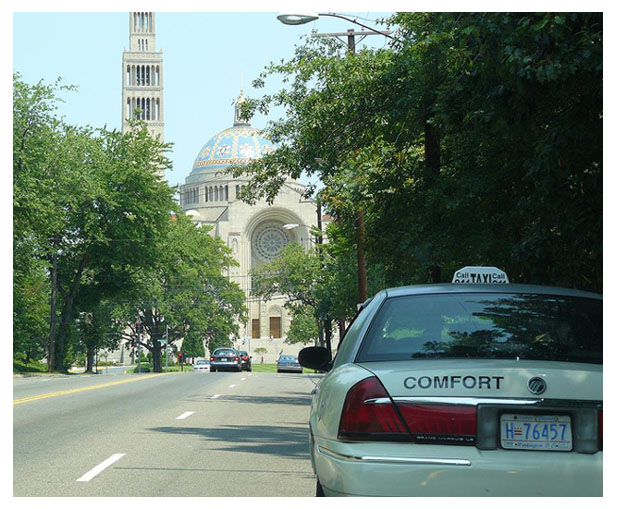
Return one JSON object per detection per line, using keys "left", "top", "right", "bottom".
{"left": 233, "top": 90, "right": 251, "bottom": 127}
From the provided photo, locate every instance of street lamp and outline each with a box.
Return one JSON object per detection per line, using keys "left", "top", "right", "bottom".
{"left": 277, "top": 12, "right": 394, "bottom": 40}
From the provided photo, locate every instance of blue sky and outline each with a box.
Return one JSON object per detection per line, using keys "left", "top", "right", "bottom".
{"left": 13, "top": 9, "right": 394, "bottom": 189}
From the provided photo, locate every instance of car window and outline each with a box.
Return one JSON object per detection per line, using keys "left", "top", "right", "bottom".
{"left": 213, "top": 349, "right": 234, "bottom": 355}
{"left": 356, "top": 293, "right": 602, "bottom": 364}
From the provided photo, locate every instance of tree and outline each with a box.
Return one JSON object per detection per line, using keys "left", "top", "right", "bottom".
{"left": 287, "top": 305, "right": 319, "bottom": 345}
{"left": 117, "top": 213, "right": 247, "bottom": 372}
{"left": 14, "top": 74, "right": 178, "bottom": 371}
{"left": 180, "top": 333, "right": 205, "bottom": 363}
{"left": 235, "top": 13, "right": 602, "bottom": 295}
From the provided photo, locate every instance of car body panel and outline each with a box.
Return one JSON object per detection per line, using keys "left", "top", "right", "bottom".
{"left": 313, "top": 435, "right": 602, "bottom": 496}
{"left": 360, "top": 359, "right": 603, "bottom": 401}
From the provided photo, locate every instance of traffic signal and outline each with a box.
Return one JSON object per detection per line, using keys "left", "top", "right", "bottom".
{"left": 178, "top": 352, "right": 184, "bottom": 363}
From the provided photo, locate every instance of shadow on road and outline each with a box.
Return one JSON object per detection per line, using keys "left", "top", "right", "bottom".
{"left": 148, "top": 424, "right": 310, "bottom": 459}
{"left": 184, "top": 393, "right": 312, "bottom": 406}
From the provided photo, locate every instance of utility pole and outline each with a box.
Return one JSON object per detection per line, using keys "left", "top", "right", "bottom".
{"left": 317, "top": 28, "right": 372, "bottom": 303}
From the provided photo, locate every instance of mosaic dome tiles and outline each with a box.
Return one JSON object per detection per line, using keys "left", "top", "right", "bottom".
{"left": 191, "top": 126, "right": 276, "bottom": 173}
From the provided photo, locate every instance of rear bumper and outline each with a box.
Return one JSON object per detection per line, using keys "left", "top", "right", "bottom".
{"left": 313, "top": 439, "right": 602, "bottom": 496}
{"left": 277, "top": 365, "right": 303, "bottom": 372}
{"left": 211, "top": 362, "right": 241, "bottom": 371}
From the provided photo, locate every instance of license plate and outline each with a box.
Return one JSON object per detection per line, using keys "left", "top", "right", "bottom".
{"left": 500, "top": 414, "right": 572, "bottom": 451}
{"left": 220, "top": 358, "right": 227, "bottom": 362}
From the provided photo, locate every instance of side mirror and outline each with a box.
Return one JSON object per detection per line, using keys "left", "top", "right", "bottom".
{"left": 298, "top": 346, "right": 332, "bottom": 372}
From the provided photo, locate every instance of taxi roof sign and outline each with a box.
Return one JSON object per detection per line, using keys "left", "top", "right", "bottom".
{"left": 452, "top": 266, "right": 509, "bottom": 284}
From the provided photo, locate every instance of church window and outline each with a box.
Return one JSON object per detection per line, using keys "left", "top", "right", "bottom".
{"left": 236, "top": 185, "right": 240, "bottom": 197}
{"left": 146, "top": 66, "right": 150, "bottom": 86}
{"left": 252, "top": 319, "right": 260, "bottom": 339}
{"left": 214, "top": 187, "right": 219, "bottom": 201}
{"left": 225, "top": 186, "right": 229, "bottom": 201}
{"left": 204, "top": 187, "right": 208, "bottom": 202}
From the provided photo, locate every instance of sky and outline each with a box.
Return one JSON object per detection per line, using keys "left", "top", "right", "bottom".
{"left": 12, "top": 8, "right": 394, "bottom": 190}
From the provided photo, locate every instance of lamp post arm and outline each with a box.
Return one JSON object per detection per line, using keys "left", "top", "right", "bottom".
{"left": 318, "top": 12, "right": 394, "bottom": 40}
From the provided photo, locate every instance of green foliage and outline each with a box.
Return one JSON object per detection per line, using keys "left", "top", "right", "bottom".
{"left": 237, "top": 13, "right": 602, "bottom": 294}
{"left": 287, "top": 305, "right": 319, "bottom": 345}
{"left": 254, "top": 347, "right": 268, "bottom": 354}
{"left": 181, "top": 333, "right": 205, "bottom": 359}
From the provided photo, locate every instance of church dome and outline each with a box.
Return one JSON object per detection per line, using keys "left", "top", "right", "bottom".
{"left": 191, "top": 92, "right": 276, "bottom": 175}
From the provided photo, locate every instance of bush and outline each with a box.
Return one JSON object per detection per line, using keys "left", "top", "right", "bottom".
{"left": 132, "top": 362, "right": 151, "bottom": 373}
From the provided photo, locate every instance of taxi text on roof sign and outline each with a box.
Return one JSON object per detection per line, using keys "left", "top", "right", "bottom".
{"left": 452, "top": 266, "right": 509, "bottom": 284}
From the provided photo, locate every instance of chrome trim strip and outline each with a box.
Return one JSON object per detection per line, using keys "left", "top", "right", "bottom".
{"left": 389, "top": 397, "right": 541, "bottom": 406}
{"left": 317, "top": 445, "right": 471, "bottom": 466}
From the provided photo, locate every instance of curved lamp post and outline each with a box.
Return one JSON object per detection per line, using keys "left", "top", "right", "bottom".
{"left": 276, "top": 12, "right": 394, "bottom": 40}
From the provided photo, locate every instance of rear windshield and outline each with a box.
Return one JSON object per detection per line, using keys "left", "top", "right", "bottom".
{"left": 213, "top": 349, "right": 235, "bottom": 355}
{"left": 356, "top": 293, "right": 602, "bottom": 364}
{"left": 279, "top": 356, "right": 295, "bottom": 361}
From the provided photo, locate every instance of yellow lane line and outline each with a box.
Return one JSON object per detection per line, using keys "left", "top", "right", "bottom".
{"left": 13, "top": 373, "right": 176, "bottom": 405}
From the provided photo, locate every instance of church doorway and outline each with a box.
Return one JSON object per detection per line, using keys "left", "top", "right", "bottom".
{"left": 269, "top": 317, "right": 282, "bottom": 339}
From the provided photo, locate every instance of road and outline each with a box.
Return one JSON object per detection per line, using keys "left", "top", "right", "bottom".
{"left": 14, "top": 370, "right": 320, "bottom": 496}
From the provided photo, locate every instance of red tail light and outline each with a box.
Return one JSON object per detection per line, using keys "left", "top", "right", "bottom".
{"left": 233, "top": 357, "right": 239, "bottom": 361}
{"left": 396, "top": 404, "right": 477, "bottom": 444}
{"left": 210, "top": 356, "right": 215, "bottom": 362}
{"left": 338, "top": 377, "right": 408, "bottom": 441}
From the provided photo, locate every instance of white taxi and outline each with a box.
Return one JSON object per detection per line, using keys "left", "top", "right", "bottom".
{"left": 298, "top": 267, "right": 602, "bottom": 496}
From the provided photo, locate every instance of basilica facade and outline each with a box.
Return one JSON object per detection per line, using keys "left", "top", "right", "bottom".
{"left": 179, "top": 94, "right": 319, "bottom": 351}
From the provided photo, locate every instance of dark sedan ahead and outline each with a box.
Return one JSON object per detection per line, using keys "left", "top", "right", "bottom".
{"left": 210, "top": 348, "right": 242, "bottom": 372}
{"left": 277, "top": 355, "right": 302, "bottom": 373}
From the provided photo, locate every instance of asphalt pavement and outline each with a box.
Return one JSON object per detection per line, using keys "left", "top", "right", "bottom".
{"left": 13, "top": 370, "right": 320, "bottom": 496}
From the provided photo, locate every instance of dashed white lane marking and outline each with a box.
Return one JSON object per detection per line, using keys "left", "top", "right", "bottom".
{"left": 176, "top": 411, "right": 194, "bottom": 420}
{"left": 211, "top": 394, "right": 220, "bottom": 399}
{"left": 241, "top": 377, "right": 246, "bottom": 381}
{"left": 228, "top": 384, "right": 236, "bottom": 388}
{"left": 76, "top": 453, "right": 125, "bottom": 482}
{"left": 248, "top": 373, "right": 252, "bottom": 376}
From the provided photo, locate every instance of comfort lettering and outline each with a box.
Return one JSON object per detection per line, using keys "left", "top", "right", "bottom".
{"left": 404, "top": 375, "right": 504, "bottom": 390}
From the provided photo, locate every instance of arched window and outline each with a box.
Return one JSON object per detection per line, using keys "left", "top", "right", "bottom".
{"left": 214, "top": 187, "right": 219, "bottom": 201}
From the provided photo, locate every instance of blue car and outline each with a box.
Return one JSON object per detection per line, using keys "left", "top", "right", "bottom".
{"left": 277, "top": 355, "right": 303, "bottom": 373}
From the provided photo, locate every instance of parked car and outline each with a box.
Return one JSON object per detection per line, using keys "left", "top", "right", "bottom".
{"left": 210, "top": 348, "right": 242, "bottom": 372}
{"left": 277, "top": 355, "right": 303, "bottom": 373}
{"left": 298, "top": 267, "right": 602, "bottom": 496}
{"left": 237, "top": 350, "right": 252, "bottom": 371}
{"left": 193, "top": 359, "right": 210, "bottom": 372}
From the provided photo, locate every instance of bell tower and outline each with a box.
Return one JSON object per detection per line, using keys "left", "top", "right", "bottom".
{"left": 122, "top": 13, "right": 164, "bottom": 148}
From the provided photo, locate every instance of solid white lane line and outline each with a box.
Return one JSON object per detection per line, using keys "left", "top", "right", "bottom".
{"left": 176, "top": 411, "right": 194, "bottom": 420}
{"left": 229, "top": 384, "right": 236, "bottom": 388}
{"left": 76, "top": 453, "right": 125, "bottom": 482}
{"left": 211, "top": 394, "right": 220, "bottom": 399}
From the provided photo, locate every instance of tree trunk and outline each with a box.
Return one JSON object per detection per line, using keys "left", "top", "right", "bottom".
{"left": 152, "top": 343, "right": 162, "bottom": 372}
{"left": 54, "top": 251, "right": 89, "bottom": 371}
{"left": 85, "top": 346, "right": 95, "bottom": 373}
{"left": 324, "top": 318, "right": 332, "bottom": 356}
{"left": 338, "top": 320, "right": 346, "bottom": 344}
{"left": 48, "top": 250, "right": 58, "bottom": 372}
{"left": 355, "top": 209, "right": 368, "bottom": 303}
